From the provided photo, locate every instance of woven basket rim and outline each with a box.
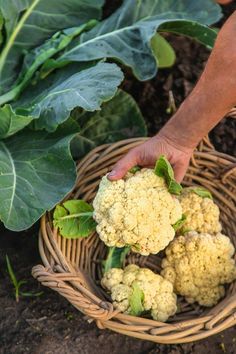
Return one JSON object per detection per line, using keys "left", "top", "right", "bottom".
{"left": 32, "top": 137, "right": 236, "bottom": 344}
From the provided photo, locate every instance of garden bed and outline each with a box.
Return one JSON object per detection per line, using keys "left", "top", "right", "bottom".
{"left": 0, "top": 2, "right": 236, "bottom": 354}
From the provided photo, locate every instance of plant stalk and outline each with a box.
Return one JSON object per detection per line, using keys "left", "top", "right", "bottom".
{"left": 0, "top": 0, "right": 40, "bottom": 75}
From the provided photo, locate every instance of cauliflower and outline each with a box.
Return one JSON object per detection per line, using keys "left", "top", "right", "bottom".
{"left": 101, "top": 264, "right": 177, "bottom": 321}
{"left": 161, "top": 231, "right": 236, "bottom": 307}
{"left": 93, "top": 168, "right": 182, "bottom": 255}
{"left": 179, "top": 187, "right": 221, "bottom": 234}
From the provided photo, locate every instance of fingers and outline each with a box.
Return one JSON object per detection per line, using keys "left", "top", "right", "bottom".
{"left": 215, "top": 0, "right": 232, "bottom": 4}
{"left": 173, "top": 159, "right": 190, "bottom": 183}
{"left": 108, "top": 150, "right": 138, "bottom": 180}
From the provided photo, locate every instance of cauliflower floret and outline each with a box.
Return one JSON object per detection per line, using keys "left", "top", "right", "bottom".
{"left": 161, "top": 231, "right": 236, "bottom": 307}
{"left": 101, "top": 268, "right": 123, "bottom": 290}
{"left": 179, "top": 188, "right": 221, "bottom": 234}
{"left": 101, "top": 265, "right": 177, "bottom": 322}
{"left": 93, "top": 168, "right": 183, "bottom": 255}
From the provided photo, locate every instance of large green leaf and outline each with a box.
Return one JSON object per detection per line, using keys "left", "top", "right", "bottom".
{"left": 0, "top": 0, "right": 104, "bottom": 93}
{"left": 159, "top": 20, "right": 218, "bottom": 49}
{"left": 13, "top": 62, "right": 124, "bottom": 132}
{"left": 0, "top": 104, "right": 32, "bottom": 139}
{"left": 70, "top": 89, "right": 147, "bottom": 158}
{"left": 0, "top": 11, "right": 3, "bottom": 46}
{"left": 54, "top": 0, "right": 222, "bottom": 80}
{"left": 0, "top": 130, "right": 76, "bottom": 231}
{"left": 0, "top": 21, "right": 98, "bottom": 106}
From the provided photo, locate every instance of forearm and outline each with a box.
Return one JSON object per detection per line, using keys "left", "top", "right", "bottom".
{"left": 159, "top": 11, "right": 236, "bottom": 149}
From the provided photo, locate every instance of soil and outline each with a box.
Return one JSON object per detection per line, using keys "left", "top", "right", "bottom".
{"left": 1, "top": 2, "right": 236, "bottom": 354}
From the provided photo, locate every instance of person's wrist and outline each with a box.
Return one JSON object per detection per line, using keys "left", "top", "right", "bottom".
{"left": 156, "top": 125, "right": 196, "bottom": 153}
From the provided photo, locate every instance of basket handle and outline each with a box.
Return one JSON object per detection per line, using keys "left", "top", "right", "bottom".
{"left": 32, "top": 264, "right": 118, "bottom": 321}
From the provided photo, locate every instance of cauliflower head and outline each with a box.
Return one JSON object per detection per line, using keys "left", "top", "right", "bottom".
{"left": 161, "top": 231, "right": 236, "bottom": 307}
{"left": 93, "top": 168, "right": 182, "bottom": 255}
{"left": 179, "top": 188, "right": 221, "bottom": 234}
{"left": 101, "top": 264, "right": 177, "bottom": 321}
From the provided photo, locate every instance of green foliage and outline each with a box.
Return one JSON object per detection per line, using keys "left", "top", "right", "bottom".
{"left": 159, "top": 20, "right": 218, "bottom": 49}
{"left": 53, "top": 200, "right": 96, "bottom": 238}
{"left": 129, "top": 281, "right": 144, "bottom": 316}
{"left": 0, "top": 0, "right": 222, "bottom": 231}
{"left": 129, "top": 166, "right": 142, "bottom": 174}
{"left": 6, "top": 255, "right": 43, "bottom": 302}
{"left": 0, "top": 132, "right": 76, "bottom": 231}
{"left": 102, "top": 246, "right": 130, "bottom": 274}
{"left": 0, "top": 104, "right": 32, "bottom": 139}
{"left": 17, "top": 62, "right": 124, "bottom": 132}
{"left": 0, "top": 0, "right": 104, "bottom": 93}
{"left": 173, "top": 214, "right": 187, "bottom": 232}
{"left": 70, "top": 90, "right": 147, "bottom": 158}
{"left": 155, "top": 155, "right": 182, "bottom": 195}
{"left": 189, "top": 186, "right": 213, "bottom": 199}
{"left": 0, "top": 21, "right": 98, "bottom": 105}
{"left": 0, "top": 11, "right": 3, "bottom": 46}
{"left": 53, "top": 0, "right": 221, "bottom": 80}
{"left": 151, "top": 34, "right": 176, "bottom": 68}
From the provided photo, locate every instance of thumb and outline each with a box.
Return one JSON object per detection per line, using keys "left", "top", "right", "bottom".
{"left": 108, "top": 151, "right": 138, "bottom": 181}
{"left": 173, "top": 159, "right": 190, "bottom": 183}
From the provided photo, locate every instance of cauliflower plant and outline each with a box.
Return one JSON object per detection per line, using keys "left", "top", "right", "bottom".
{"left": 179, "top": 187, "right": 221, "bottom": 234}
{"left": 101, "top": 264, "right": 177, "bottom": 321}
{"left": 161, "top": 231, "right": 236, "bottom": 307}
{"left": 93, "top": 168, "right": 182, "bottom": 255}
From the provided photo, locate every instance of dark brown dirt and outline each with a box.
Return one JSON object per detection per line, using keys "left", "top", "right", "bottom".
{"left": 1, "top": 229, "right": 236, "bottom": 354}
{"left": 1, "top": 2, "right": 236, "bottom": 354}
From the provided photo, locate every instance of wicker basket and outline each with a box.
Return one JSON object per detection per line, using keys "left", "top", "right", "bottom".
{"left": 32, "top": 137, "right": 236, "bottom": 344}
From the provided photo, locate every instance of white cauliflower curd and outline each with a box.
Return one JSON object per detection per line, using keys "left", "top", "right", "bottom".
{"left": 179, "top": 187, "right": 221, "bottom": 234}
{"left": 161, "top": 231, "right": 236, "bottom": 307}
{"left": 101, "top": 264, "right": 177, "bottom": 321}
{"left": 93, "top": 168, "right": 182, "bottom": 255}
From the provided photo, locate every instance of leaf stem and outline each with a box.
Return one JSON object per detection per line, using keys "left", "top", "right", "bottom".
{"left": 0, "top": 0, "right": 40, "bottom": 76}
{"left": 0, "top": 21, "right": 97, "bottom": 105}
{"left": 59, "top": 211, "right": 94, "bottom": 220}
{"left": 0, "top": 88, "right": 20, "bottom": 105}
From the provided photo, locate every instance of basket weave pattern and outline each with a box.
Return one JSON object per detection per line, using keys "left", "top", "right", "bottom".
{"left": 32, "top": 137, "right": 236, "bottom": 344}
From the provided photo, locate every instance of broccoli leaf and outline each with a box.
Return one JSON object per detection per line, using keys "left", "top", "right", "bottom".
{"left": 102, "top": 246, "right": 130, "bottom": 274}
{"left": 129, "top": 281, "right": 144, "bottom": 316}
{"left": 154, "top": 155, "right": 182, "bottom": 195}
{"left": 190, "top": 186, "right": 213, "bottom": 199}
{"left": 53, "top": 200, "right": 96, "bottom": 239}
{"left": 172, "top": 214, "right": 187, "bottom": 232}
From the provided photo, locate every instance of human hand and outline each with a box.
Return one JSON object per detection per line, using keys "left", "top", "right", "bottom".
{"left": 108, "top": 134, "right": 193, "bottom": 183}
{"left": 216, "top": 0, "right": 232, "bottom": 4}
